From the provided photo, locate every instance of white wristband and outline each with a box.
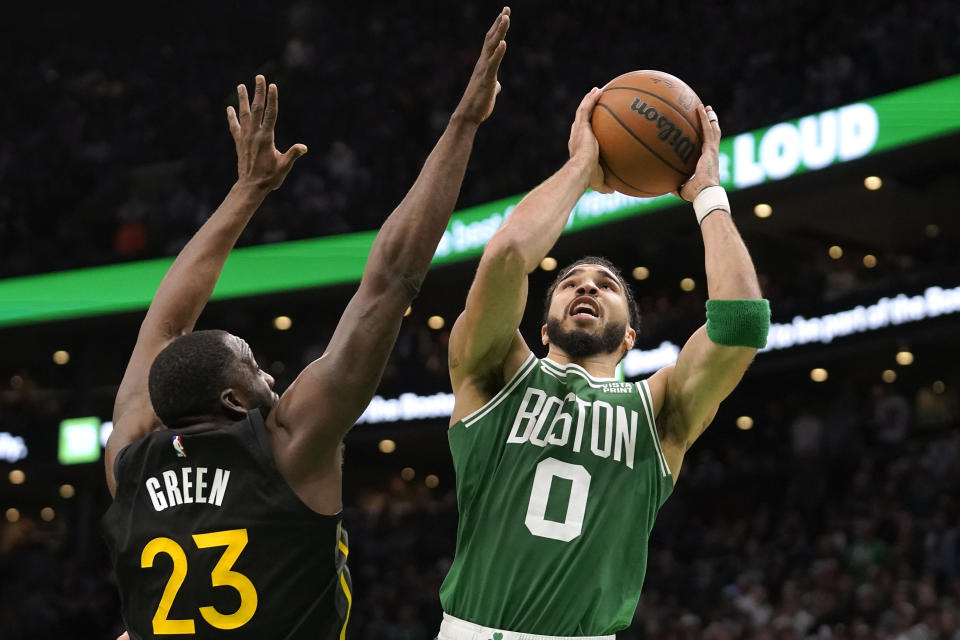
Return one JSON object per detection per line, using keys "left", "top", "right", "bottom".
{"left": 693, "top": 185, "right": 730, "bottom": 224}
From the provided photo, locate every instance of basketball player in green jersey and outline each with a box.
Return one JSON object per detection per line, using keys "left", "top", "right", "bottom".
{"left": 104, "top": 9, "right": 510, "bottom": 639}
{"left": 438, "top": 90, "right": 770, "bottom": 638}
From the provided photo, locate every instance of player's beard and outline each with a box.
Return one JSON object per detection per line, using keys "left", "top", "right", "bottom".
{"left": 545, "top": 316, "right": 626, "bottom": 359}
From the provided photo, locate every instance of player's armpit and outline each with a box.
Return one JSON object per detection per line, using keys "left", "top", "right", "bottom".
{"left": 657, "top": 325, "right": 757, "bottom": 452}
{"left": 448, "top": 240, "right": 532, "bottom": 391}
{"left": 449, "top": 331, "right": 530, "bottom": 426}
{"left": 264, "top": 276, "right": 410, "bottom": 496}
{"left": 106, "top": 329, "right": 181, "bottom": 496}
{"left": 105, "top": 401, "right": 164, "bottom": 496}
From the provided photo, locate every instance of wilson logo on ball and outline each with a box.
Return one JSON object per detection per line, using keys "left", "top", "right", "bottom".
{"left": 592, "top": 70, "right": 704, "bottom": 197}
{"left": 629, "top": 98, "right": 697, "bottom": 164}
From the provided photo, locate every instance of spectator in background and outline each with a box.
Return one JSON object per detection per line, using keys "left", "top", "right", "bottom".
{"left": 871, "top": 383, "right": 912, "bottom": 459}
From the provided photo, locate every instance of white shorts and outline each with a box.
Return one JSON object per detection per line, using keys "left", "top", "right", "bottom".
{"left": 438, "top": 612, "right": 615, "bottom": 640}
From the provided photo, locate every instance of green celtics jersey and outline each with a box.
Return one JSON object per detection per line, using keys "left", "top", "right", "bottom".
{"left": 440, "top": 354, "right": 674, "bottom": 635}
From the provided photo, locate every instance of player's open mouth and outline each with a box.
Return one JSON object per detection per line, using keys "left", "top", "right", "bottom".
{"left": 569, "top": 297, "right": 600, "bottom": 319}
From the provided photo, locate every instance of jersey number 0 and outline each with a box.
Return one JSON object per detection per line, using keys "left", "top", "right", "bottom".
{"left": 141, "top": 528, "right": 259, "bottom": 634}
{"left": 524, "top": 457, "right": 592, "bottom": 542}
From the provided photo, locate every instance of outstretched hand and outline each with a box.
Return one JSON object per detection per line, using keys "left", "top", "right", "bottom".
{"left": 568, "top": 88, "right": 613, "bottom": 194}
{"left": 675, "top": 104, "right": 721, "bottom": 201}
{"left": 227, "top": 75, "right": 308, "bottom": 192}
{"left": 452, "top": 7, "right": 510, "bottom": 125}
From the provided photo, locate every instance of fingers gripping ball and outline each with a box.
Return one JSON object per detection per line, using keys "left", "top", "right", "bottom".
{"left": 591, "top": 70, "right": 704, "bottom": 197}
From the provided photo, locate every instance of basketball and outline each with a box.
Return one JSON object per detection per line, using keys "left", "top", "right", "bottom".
{"left": 591, "top": 70, "right": 704, "bottom": 197}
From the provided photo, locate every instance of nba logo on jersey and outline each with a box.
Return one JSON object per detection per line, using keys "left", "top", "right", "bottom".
{"left": 172, "top": 435, "right": 187, "bottom": 458}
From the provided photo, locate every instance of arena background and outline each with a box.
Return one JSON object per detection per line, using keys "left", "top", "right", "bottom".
{"left": 2, "top": 1, "right": 959, "bottom": 638}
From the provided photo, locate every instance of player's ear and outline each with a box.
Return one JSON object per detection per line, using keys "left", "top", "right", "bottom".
{"left": 220, "top": 388, "right": 247, "bottom": 415}
{"left": 541, "top": 324, "right": 549, "bottom": 346}
{"left": 623, "top": 326, "right": 636, "bottom": 352}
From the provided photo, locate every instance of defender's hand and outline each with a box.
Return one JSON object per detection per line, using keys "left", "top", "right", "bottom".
{"left": 452, "top": 7, "right": 510, "bottom": 125}
{"left": 675, "top": 105, "right": 721, "bottom": 201}
{"left": 227, "top": 75, "right": 308, "bottom": 192}
{"left": 568, "top": 88, "right": 613, "bottom": 194}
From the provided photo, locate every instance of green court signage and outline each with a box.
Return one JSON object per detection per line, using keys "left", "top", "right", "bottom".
{"left": 58, "top": 417, "right": 102, "bottom": 465}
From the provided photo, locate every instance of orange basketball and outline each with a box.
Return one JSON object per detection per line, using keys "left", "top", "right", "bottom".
{"left": 591, "top": 70, "right": 704, "bottom": 197}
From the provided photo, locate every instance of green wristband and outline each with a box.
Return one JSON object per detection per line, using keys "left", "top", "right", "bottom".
{"left": 705, "top": 299, "right": 771, "bottom": 348}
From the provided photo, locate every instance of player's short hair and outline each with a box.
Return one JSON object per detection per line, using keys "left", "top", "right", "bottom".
{"left": 543, "top": 256, "right": 641, "bottom": 332}
{"left": 148, "top": 329, "right": 238, "bottom": 427}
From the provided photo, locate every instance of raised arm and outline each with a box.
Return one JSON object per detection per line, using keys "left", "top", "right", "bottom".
{"left": 447, "top": 88, "right": 611, "bottom": 423}
{"left": 266, "top": 9, "right": 511, "bottom": 486}
{"left": 105, "top": 76, "right": 306, "bottom": 495}
{"left": 648, "top": 105, "right": 769, "bottom": 478}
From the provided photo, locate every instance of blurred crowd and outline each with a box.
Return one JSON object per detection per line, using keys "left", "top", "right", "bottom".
{"left": 3, "top": 0, "right": 958, "bottom": 277}
{"left": 2, "top": 370, "right": 959, "bottom": 638}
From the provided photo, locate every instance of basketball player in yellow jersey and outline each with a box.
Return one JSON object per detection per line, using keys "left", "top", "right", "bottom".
{"left": 437, "top": 91, "right": 770, "bottom": 637}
